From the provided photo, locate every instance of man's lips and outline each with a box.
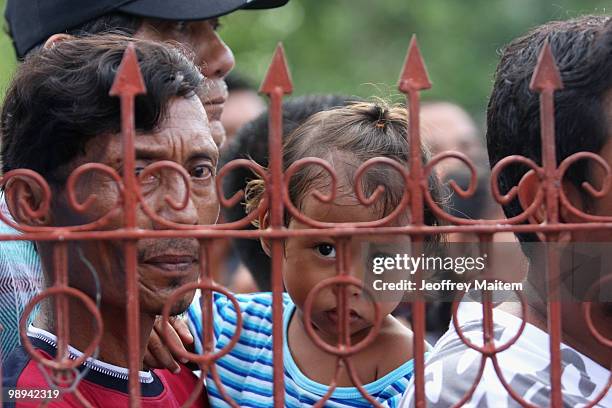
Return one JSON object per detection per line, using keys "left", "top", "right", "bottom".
{"left": 205, "top": 97, "right": 226, "bottom": 105}
{"left": 142, "top": 254, "right": 197, "bottom": 272}
{"left": 203, "top": 100, "right": 225, "bottom": 121}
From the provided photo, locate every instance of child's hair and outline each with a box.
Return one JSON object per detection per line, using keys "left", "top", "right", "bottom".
{"left": 245, "top": 101, "right": 444, "bottom": 246}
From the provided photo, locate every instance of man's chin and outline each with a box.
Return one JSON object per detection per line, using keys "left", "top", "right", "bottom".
{"left": 139, "top": 286, "right": 197, "bottom": 316}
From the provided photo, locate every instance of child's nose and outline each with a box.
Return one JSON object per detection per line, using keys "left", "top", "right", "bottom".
{"left": 348, "top": 282, "right": 363, "bottom": 298}
{"left": 331, "top": 280, "right": 363, "bottom": 298}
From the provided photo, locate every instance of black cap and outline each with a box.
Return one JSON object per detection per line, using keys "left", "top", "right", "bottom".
{"left": 6, "top": 0, "right": 289, "bottom": 58}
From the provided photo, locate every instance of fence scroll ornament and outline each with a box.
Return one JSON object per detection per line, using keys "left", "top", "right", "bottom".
{"left": 0, "top": 35, "right": 609, "bottom": 408}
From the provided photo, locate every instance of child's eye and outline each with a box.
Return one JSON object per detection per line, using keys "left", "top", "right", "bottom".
{"left": 315, "top": 243, "right": 336, "bottom": 258}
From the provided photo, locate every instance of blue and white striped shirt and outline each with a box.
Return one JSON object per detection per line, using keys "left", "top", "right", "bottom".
{"left": 0, "top": 193, "right": 42, "bottom": 361}
{"left": 187, "top": 292, "right": 414, "bottom": 407}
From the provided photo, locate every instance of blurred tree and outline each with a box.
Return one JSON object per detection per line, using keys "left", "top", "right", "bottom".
{"left": 0, "top": 0, "right": 609, "bottom": 122}
{"left": 217, "top": 0, "right": 609, "bottom": 120}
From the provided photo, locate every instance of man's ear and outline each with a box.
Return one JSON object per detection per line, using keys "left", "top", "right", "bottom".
{"left": 43, "top": 33, "right": 74, "bottom": 50}
{"left": 518, "top": 170, "right": 545, "bottom": 224}
{"left": 4, "top": 178, "right": 52, "bottom": 226}
{"left": 258, "top": 211, "right": 271, "bottom": 257}
{"left": 518, "top": 169, "right": 586, "bottom": 225}
{"left": 518, "top": 170, "right": 582, "bottom": 244}
{"left": 558, "top": 179, "right": 588, "bottom": 225}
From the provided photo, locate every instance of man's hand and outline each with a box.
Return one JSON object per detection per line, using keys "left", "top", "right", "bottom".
{"left": 144, "top": 316, "right": 194, "bottom": 373}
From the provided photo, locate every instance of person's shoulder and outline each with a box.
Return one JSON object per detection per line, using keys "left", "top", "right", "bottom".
{"left": 227, "top": 291, "right": 273, "bottom": 310}
{"left": 188, "top": 291, "right": 281, "bottom": 338}
{"left": 155, "top": 365, "right": 208, "bottom": 407}
{"left": 375, "top": 316, "right": 414, "bottom": 376}
{"left": 2, "top": 345, "right": 51, "bottom": 391}
{"left": 204, "top": 291, "right": 277, "bottom": 329}
{"left": 216, "top": 291, "right": 292, "bottom": 313}
{"left": 193, "top": 291, "right": 291, "bottom": 310}
{"left": 398, "top": 308, "right": 561, "bottom": 408}
{"left": 2, "top": 346, "right": 33, "bottom": 387}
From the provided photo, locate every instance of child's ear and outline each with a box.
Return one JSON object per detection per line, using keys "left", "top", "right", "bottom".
{"left": 258, "top": 211, "right": 271, "bottom": 257}
{"left": 4, "top": 178, "right": 52, "bottom": 226}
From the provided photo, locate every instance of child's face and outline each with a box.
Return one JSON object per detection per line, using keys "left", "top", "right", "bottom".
{"left": 283, "top": 189, "right": 409, "bottom": 340}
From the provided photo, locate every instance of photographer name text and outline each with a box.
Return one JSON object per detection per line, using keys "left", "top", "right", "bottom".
{"left": 372, "top": 279, "right": 522, "bottom": 292}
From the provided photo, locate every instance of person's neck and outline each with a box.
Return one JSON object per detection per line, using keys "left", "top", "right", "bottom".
{"left": 292, "top": 307, "right": 373, "bottom": 348}
{"left": 33, "top": 296, "right": 155, "bottom": 370}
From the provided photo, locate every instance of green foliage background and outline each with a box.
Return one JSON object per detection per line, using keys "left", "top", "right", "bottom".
{"left": 0, "top": 0, "right": 609, "bottom": 120}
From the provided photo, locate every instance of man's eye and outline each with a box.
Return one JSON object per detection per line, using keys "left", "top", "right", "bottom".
{"left": 174, "top": 21, "right": 189, "bottom": 33}
{"left": 315, "top": 244, "right": 336, "bottom": 258}
{"left": 191, "top": 165, "right": 213, "bottom": 180}
{"left": 210, "top": 18, "right": 222, "bottom": 31}
{"left": 135, "top": 166, "right": 148, "bottom": 178}
{"left": 135, "top": 166, "right": 158, "bottom": 184}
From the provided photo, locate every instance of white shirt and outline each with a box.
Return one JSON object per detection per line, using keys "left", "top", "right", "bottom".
{"left": 399, "top": 302, "right": 611, "bottom": 407}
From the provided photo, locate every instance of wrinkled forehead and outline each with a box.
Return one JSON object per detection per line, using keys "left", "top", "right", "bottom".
{"left": 55, "top": 97, "right": 217, "bottom": 178}
{"left": 133, "top": 96, "right": 217, "bottom": 159}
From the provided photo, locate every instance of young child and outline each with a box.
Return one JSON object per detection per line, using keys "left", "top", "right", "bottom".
{"left": 188, "top": 102, "right": 442, "bottom": 407}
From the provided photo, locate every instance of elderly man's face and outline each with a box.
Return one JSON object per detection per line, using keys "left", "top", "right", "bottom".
{"left": 47, "top": 96, "right": 219, "bottom": 315}
{"left": 135, "top": 19, "right": 235, "bottom": 148}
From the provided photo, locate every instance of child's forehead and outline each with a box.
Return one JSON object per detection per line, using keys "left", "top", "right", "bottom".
{"left": 289, "top": 151, "right": 410, "bottom": 226}
{"left": 293, "top": 191, "right": 411, "bottom": 227}
{"left": 300, "top": 193, "right": 374, "bottom": 223}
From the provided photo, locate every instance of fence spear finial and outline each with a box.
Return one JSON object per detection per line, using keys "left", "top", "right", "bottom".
{"left": 259, "top": 43, "right": 293, "bottom": 95}
{"left": 258, "top": 42, "right": 292, "bottom": 408}
{"left": 108, "top": 42, "right": 146, "bottom": 408}
{"left": 529, "top": 39, "right": 563, "bottom": 92}
{"left": 398, "top": 35, "right": 431, "bottom": 93}
{"left": 109, "top": 43, "right": 146, "bottom": 97}
{"left": 529, "top": 38, "right": 564, "bottom": 408}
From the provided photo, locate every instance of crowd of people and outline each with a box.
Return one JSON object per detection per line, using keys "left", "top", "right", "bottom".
{"left": 0, "top": 0, "right": 610, "bottom": 407}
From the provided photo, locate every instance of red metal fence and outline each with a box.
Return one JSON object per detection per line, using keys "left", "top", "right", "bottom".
{"left": 0, "top": 35, "right": 610, "bottom": 407}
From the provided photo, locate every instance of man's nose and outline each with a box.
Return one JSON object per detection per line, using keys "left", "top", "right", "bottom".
{"left": 153, "top": 174, "right": 199, "bottom": 228}
{"left": 200, "top": 33, "right": 235, "bottom": 79}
